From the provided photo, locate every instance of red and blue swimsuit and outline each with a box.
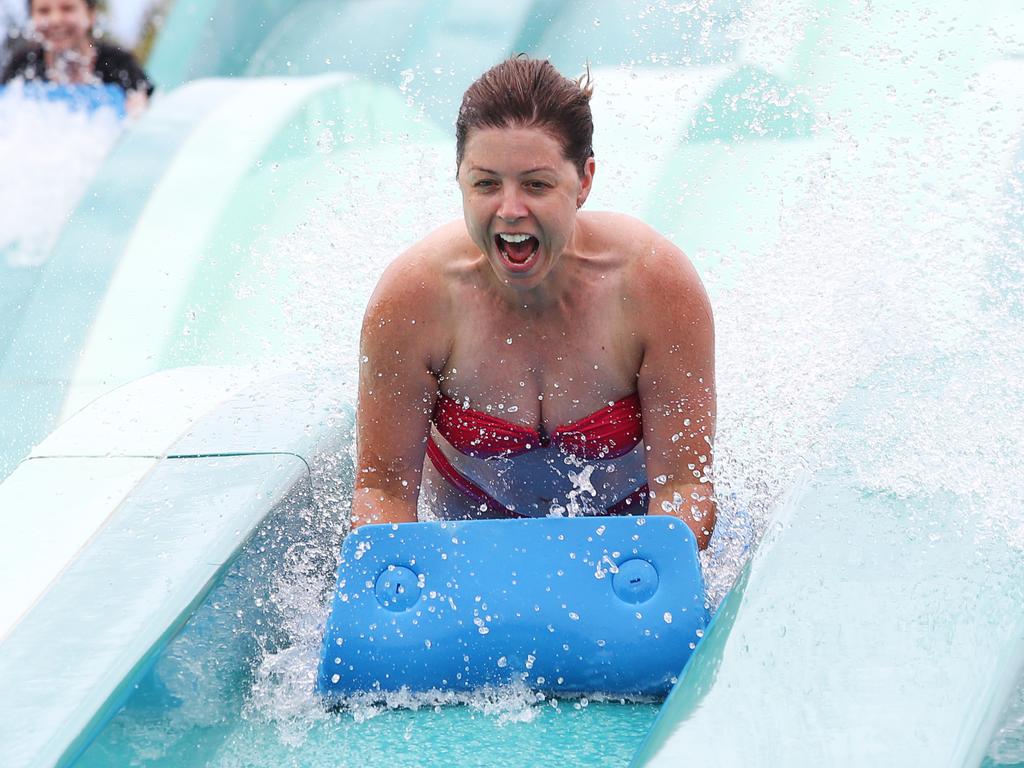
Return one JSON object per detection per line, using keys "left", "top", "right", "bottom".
{"left": 426, "top": 393, "right": 649, "bottom": 517}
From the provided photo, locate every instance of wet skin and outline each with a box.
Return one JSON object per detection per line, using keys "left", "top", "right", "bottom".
{"left": 353, "top": 126, "right": 717, "bottom": 547}
{"left": 459, "top": 127, "right": 593, "bottom": 296}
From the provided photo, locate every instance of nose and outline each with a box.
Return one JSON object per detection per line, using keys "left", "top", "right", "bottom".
{"left": 496, "top": 186, "right": 528, "bottom": 222}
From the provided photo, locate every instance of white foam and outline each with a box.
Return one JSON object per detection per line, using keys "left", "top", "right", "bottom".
{"left": 0, "top": 82, "right": 122, "bottom": 266}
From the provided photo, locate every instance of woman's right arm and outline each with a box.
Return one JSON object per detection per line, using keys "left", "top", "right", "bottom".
{"left": 350, "top": 255, "right": 447, "bottom": 528}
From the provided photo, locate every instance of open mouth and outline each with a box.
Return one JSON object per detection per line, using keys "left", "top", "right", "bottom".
{"left": 494, "top": 233, "right": 540, "bottom": 268}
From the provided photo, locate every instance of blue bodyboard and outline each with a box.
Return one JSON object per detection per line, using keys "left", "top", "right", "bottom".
{"left": 0, "top": 83, "right": 125, "bottom": 117}
{"left": 317, "top": 516, "right": 709, "bottom": 699}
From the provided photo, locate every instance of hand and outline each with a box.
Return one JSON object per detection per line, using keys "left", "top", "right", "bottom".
{"left": 124, "top": 89, "right": 148, "bottom": 120}
{"left": 652, "top": 485, "right": 715, "bottom": 549}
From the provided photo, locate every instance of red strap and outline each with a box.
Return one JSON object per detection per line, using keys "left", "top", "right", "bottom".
{"left": 553, "top": 394, "right": 644, "bottom": 461}
{"left": 433, "top": 393, "right": 644, "bottom": 461}
{"left": 432, "top": 397, "right": 538, "bottom": 458}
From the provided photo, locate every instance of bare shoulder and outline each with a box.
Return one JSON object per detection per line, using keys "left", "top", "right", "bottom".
{"left": 367, "top": 221, "right": 477, "bottom": 315}
{"left": 586, "top": 212, "right": 704, "bottom": 296}
{"left": 370, "top": 222, "right": 464, "bottom": 303}
{"left": 589, "top": 212, "right": 712, "bottom": 334}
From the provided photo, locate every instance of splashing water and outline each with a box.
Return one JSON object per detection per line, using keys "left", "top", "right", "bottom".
{"left": 235, "top": 27, "right": 1024, "bottom": 760}
{"left": 24, "top": 2, "right": 1024, "bottom": 763}
{"left": 0, "top": 83, "right": 124, "bottom": 265}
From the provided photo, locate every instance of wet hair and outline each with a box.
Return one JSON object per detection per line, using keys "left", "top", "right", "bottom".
{"left": 28, "top": 0, "right": 99, "bottom": 11}
{"left": 456, "top": 56, "right": 595, "bottom": 177}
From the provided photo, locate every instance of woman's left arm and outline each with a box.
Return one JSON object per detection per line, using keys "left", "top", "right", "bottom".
{"left": 634, "top": 237, "right": 716, "bottom": 549}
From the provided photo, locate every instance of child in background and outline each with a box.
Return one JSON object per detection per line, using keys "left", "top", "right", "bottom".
{"left": 1, "top": 0, "right": 152, "bottom": 116}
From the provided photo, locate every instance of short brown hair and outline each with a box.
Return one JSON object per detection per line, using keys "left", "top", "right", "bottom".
{"left": 456, "top": 56, "right": 594, "bottom": 176}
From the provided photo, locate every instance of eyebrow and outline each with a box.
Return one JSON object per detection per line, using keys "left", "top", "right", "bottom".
{"left": 469, "top": 166, "right": 556, "bottom": 175}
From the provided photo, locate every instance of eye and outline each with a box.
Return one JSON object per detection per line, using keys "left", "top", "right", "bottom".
{"left": 525, "top": 181, "right": 551, "bottom": 191}
{"left": 473, "top": 179, "right": 497, "bottom": 189}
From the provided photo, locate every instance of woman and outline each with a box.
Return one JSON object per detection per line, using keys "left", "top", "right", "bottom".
{"left": 2, "top": 0, "right": 153, "bottom": 114}
{"left": 353, "top": 57, "right": 716, "bottom": 548}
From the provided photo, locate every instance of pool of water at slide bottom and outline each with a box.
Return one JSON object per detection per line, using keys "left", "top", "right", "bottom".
{"left": 78, "top": 699, "right": 659, "bottom": 767}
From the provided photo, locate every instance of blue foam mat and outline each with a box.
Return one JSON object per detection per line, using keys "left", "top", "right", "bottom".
{"left": 0, "top": 83, "right": 125, "bottom": 116}
{"left": 318, "top": 516, "right": 709, "bottom": 699}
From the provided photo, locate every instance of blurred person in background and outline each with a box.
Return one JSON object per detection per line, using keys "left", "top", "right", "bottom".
{"left": 1, "top": 0, "right": 152, "bottom": 115}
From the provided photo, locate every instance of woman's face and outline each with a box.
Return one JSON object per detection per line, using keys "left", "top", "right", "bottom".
{"left": 458, "top": 125, "right": 594, "bottom": 292}
{"left": 30, "top": 0, "right": 95, "bottom": 52}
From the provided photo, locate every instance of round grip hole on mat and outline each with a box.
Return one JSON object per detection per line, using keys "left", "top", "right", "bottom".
{"left": 374, "top": 565, "right": 421, "bottom": 611}
{"left": 612, "top": 559, "right": 659, "bottom": 604}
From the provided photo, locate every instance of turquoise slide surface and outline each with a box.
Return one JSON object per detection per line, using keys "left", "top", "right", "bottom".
{"left": 0, "top": 1, "right": 1021, "bottom": 766}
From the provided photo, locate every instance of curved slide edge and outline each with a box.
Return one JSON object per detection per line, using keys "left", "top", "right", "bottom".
{"left": 0, "top": 73, "right": 383, "bottom": 482}
{"left": 60, "top": 73, "right": 441, "bottom": 419}
{"left": 632, "top": 354, "right": 1024, "bottom": 767}
{"left": 0, "top": 367, "right": 354, "bottom": 768}
{"left": 0, "top": 77, "right": 245, "bottom": 481}
{"left": 633, "top": 470, "right": 1024, "bottom": 767}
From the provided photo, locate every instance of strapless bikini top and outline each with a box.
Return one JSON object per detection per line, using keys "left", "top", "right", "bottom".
{"left": 431, "top": 393, "right": 643, "bottom": 461}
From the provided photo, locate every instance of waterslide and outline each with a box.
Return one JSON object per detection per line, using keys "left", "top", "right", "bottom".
{"left": 0, "top": 72, "right": 446, "bottom": 480}
{"left": 0, "top": 1, "right": 1021, "bottom": 766}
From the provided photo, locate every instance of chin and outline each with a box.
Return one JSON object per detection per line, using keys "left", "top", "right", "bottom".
{"left": 498, "top": 268, "right": 551, "bottom": 292}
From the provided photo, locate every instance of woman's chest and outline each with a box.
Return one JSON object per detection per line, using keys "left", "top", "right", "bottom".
{"left": 440, "top": 303, "right": 640, "bottom": 417}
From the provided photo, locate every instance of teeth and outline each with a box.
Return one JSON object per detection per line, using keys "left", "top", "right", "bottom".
{"left": 498, "top": 233, "right": 532, "bottom": 243}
